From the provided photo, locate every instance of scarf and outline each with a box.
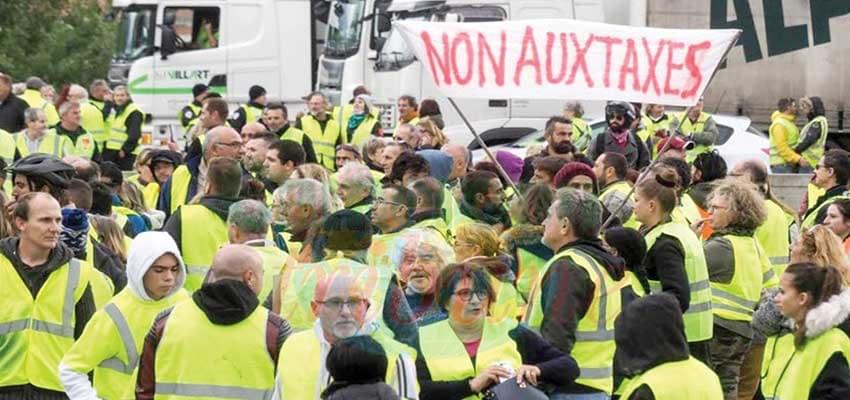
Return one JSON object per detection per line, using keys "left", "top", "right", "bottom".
{"left": 611, "top": 129, "right": 630, "bottom": 148}
{"left": 458, "top": 199, "right": 511, "bottom": 228}
{"left": 60, "top": 208, "right": 89, "bottom": 254}
{"left": 348, "top": 113, "right": 366, "bottom": 130}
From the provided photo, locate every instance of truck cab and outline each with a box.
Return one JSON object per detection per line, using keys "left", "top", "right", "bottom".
{"left": 317, "top": 0, "right": 647, "bottom": 131}
{"left": 109, "top": 0, "right": 319, "bottom": 141}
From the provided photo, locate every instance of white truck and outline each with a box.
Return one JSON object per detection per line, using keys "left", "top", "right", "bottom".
{"left": 317, "top": 0, "right": 648, "bottom": 129}
{"left": 107, "top": 0, "right": 323, "bottom": 141}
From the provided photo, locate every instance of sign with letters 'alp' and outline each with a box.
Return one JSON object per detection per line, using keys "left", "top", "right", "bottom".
{"left": 394, "top": 19, "right": 740, "bottom": 107}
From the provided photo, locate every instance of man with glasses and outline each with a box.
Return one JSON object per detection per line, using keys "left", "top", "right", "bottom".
{"left": 158, "top": 126, "right": 245, "bottom": 218}
{"left": 371, "top": 184, "right": 416, "bottom": 235}
{"left": 587, "top": 101, "right": 650, "bottom": 170}
{"left": 801, "top": 149, "right": 850, "bottom": 229}
{"left": 275, "top": 271, "right": 418, "bottom": 399}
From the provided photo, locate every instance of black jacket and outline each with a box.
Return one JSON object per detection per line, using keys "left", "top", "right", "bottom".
{"left": 0, "top": 238, "right": 95, "bottom": 399}
{"left": 805, "top": 184, "right": 847, "bottom": 226}
{"left": 0, "top": 94, "right": 28, "bottom": 133}
{"left": 227, "top": 101, "right": 263, "bottom": 133}
{"left": 416, "top": 324, "right": 578, "bottom": 399}
{"left": 640, "top": 222, "right": 691, "bottom": 313}
{"left": 534, "top": 239, "right": 624, "bottom": 394}
{"left": 280, "top": 122, "right": 319, "bottom": 164}
{"left": 587, "top": 129, "right": 650, "bottom": 170}
{"left": 79, "top": 239, "right": 127, "bottom": 294}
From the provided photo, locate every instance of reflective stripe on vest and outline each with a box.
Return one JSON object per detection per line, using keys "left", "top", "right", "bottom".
{"left": 524, "top": 249, "right": 621, "bottom": 393}
{"left": 802, "top": 194, "right": 850, "bottom": 230}
{"left": 645, "top": 221, "right": 713, "bottom": 342}
{"left": 15, "top": 129, "right": 65, "bottom": 158}
{"left": 107, "top": 103, "right": 142, "bottom": 151}
{"left": 0, "top": 257, "right": 86, "bottom": 391}
{"left": 99, "top": 303, "right": 139, "bottom": 374}
{"left": 154, "top": 301, "right": 274, "bottom": 399}
{"left": 168, "top": 165, "right": 193, "bottom": 214}
{"left": 349, "top": 116, "right": 380, "bottom": 147}
{"left": 800, "top": 115, "right": 829, "bottom": 167}
{"left": 180, "top": 204, "right": 229, "bottom": 292}
{"left": 420, "top": 318, "right": 521, "bottom": 399}
{"left": 769, "top": 116, "right": 800, "bottom": 165}
{"left": 756, "top": 200, "right": 792, "bottom": 276}
{"left": 621, "top": 357, "right": 723, "bottom": 399}
{"left": 709, "top": 235, "right": 769, "bottom": 322}
{"left": 771, "top": 328, "right": 850, "bottom": 399}
{"left": 299, "top": 115, "right": 341, "bottom": 170}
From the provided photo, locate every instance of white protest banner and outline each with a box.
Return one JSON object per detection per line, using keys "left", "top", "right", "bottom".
{"left": 394, "top": 19, "right": 740, "bottom": 106}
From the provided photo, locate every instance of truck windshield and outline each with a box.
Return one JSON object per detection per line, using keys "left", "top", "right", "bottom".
{"left": 114, "top": 7, "right": 155, "bottom": 61}
{"left": 325, "top": 0, "right": 366, "bottom": 58}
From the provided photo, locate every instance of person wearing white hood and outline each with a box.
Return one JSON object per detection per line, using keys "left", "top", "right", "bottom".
{"left": 58, "top": 231, "right": 188, "bottom": 400}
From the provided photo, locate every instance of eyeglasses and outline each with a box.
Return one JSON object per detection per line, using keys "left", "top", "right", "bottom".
{"left": 453, "top": 288, "right": 490, "bottom": 302}
{"left": 317, "top": 298, "right": 368, "bottom": 311}
{"left": 374, "top": 197, "right": 406, "bottom": 208}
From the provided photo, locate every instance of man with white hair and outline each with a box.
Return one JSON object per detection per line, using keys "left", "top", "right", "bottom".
{"left": 54, "top": 101, "right": 98, "bottom": 160}
{"left": 157, "top": 125, "right": 244, "bottom": 218}
{"left": 274, "top": 178, "right": 333, "bottom": 262}
{"left": 336, "top": 163, "right": 375, "bottom": 214}
{"left": 441, "top": 143, "right": 469, "bottom": 190}
{"left": 67, "top": 84, "right": 108, "bottom": 149}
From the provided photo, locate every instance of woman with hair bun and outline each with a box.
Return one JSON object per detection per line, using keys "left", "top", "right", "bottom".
{"left": 633, "top": 165, "right": 713, "bottom": 363}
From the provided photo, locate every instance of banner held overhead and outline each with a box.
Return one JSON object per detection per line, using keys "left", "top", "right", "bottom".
{"left": 394, "top": 19, "right": 740, "bottom": 106}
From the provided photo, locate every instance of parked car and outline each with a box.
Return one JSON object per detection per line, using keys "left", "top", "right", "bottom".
{"left": 445, "top": 115, "right": 769, "bottom": 170}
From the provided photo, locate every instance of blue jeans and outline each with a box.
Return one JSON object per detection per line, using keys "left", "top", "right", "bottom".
{"left": 549, "top": 393, "right": 610, "bottom": 400}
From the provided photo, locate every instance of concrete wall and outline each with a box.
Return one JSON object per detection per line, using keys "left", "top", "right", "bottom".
{"left": 647, "top": 0, "right": 849, "bottom": 131}
{"left": 769, "top": 173, "right": 811, "bottom": 211}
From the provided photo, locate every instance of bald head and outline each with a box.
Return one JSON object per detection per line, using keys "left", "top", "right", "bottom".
{"left": 241, "top": 122, "right": 267, "bottom": 141}
{"left": 442, "top": 143, "right": 470, "bottom": 180}
{"left": 209, "top": 244, "right": 264, "bottom": 294}
{"left": 204, "top": 126, "right": 242, "bottom": 159}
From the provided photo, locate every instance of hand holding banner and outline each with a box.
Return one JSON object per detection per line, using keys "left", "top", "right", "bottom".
{"left": 394, "top": 19, "right": 740, "bottom": 106}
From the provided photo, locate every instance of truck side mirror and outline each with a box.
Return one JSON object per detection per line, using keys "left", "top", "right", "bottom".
{"left": 159, "top": 25, "right": 177, "bottom": 60}
{"left": 376, "top": 13, "right": 392, "bottom": 33}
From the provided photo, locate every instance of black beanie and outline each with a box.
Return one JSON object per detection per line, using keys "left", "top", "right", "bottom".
{"left": 192, "top": 83, "right": 208, "bottom": 98}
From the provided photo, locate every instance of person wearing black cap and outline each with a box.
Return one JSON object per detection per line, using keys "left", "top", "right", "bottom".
{"left": 179, "top": 83, "right": 208, "bottom": 130}
{"left": 228, "top": 85, "right": 267, "bottom": 133}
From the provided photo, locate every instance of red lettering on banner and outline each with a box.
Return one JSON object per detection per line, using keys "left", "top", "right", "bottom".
{"left": 451, "top": 32, "right": 474, "bottom": 85}
{"left": 641, "top": 38, "right": 664, "bottom": 95}
{"left": 513, "top": 26, "right": 542, "bottom": 86}
{"left": 664, "top": 40, "right": 685, "bottom": 96}
{"left": 618, "top": 38, "right": 640, "bottom": 92}
{"left": 545, "top": 32, "right": 569, "bottom": 84}
{"left": 421, "top": 31, "right": 452, "bottom": 85}
{"left": 566, "top": 33, "right": 594, "bottom": 87}
{"left": 477, "top": 31, "right": 506, "bottom": 87}
{"left": 594, "top": 36, "right": 622, "bottom": 88}
{"left": 681, "top": 41, "right": 711, "bottom": 99}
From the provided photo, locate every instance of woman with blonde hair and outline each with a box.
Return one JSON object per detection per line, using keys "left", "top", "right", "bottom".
{"left": 90, "top": 214, "right": 128, "bottom": 263}
{"left": 453, "top": 222, "right": 522, "bottom": 321}
{"left": 791, "top": 225, "right": 850, "bottom": 279}
{"left": 415, "top": 117, "right": 448, "bottom": 150}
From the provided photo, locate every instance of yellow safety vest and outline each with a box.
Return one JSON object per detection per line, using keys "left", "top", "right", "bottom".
{"left": 769, "top": 116, "right": 800, "bottom": 166}
{"left": 80, "top": 101, "right": 109, "bottom": 148}
{"left": 639, "top": 114, "right": 672, "bottom": 159}
{"left": 15, "top": 129, "right": 67, "bottom": 158}
{"left": 801, "top": 193, "right": 850, "bottom": 231}
{"left": 178, "top": 102, "right": 202, "bottom": 129}
{"left": 514, "top": 247, "right": 548, "bottom": 302}
{"left": 760, "top": 333, "right": 794, "bottom": 400}
{"left": 85, "top": 239, "right": 116, "bottom": 309}
{"left": 620, "top": 356, "right": 723, "bottom": 399}
{"left": 624, "top": 270, "right": 645, "bottom": 297}
{"left": 63, "top": 130, "right": 97, "bottom": 159}
{"left": 755, "top": 200, "right": 793, "bottom": 276}
{"left": 299, "top": 114, "right": 341, "bottom": 170}
{"left": 680, "top": 194, "right": 702, "bottom": 225}
{"left": 154, "top": 299, "right": 275, "bottom": 399}
{"left": 675, "top": 111, "right": 712, "bottom": 162}
{"left": 599, "top": 180, "right": 640, "bottom": 228}
{"left": 768, "top": 328, "right": 850, "bottom": 400}
{"left": 278, "top": 257, "right": 394, "bottom": 332}
{"left": 279, "top": 125, "right": 306, "bottom": 144}
{"left": 106, "top": 103, "right": 143, "bottom": 154}
{"left": 349, "top": 115, "right": 380, "bottom": 148}
{"left": 278, "top": 231, "right": 304, "bottom": 258}
{"left": 335, "top": 103, "right": 380, "bottom": 138}
{"left": 645, "top": 222, "right": 714, "bottom": 342}
{"left": 20, "top": 89, "right": 60, "bottom": 126}
{"left": 60, "top": 287, "right": 188, "bottom": 400}
{"left": 800, "top": 115, "right": 829, "bottom": 167}
{"left": 168, "top": 165, "right": 193, "bottom": 214}
{"left": 180, "top": 204, "right": 229, "bottom": 292}
{"left": 711, "top": 235, "right": 775, "bottom": 322}
{"left": 0, "top": 129, "right": 16, "bottom": 165}
{"left": 411, "top": 217, "right": 452, "bottom": 244}
{"left": 241, "top": 103, "right": 263, "bottom": 125}
{"left": 278, "top": 328, "right": 417, "bottom": 399}
{"left": 525, "top": 248, "right": 621, "bottom": 394}
{"left": 571, "top": 117, "right": 592, "bottom": 153}
{"left": 420, "top": 318, "right": 522, "bottom": 400}
{"left": 443, "top": 187, "right": 460, "bottom": 230}
{"left": 249, "top": 241, "right": 295, "bottom": 301}
{"left": 0, "top": 257, "right": 90, "bottom": 391}
{"left": 126, "top": 175, "right": 161, "bottom": 211}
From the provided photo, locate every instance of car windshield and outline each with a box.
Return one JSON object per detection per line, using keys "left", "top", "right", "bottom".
{"left": 325, "top": 0, "right": 366, "bottom": 58}
{"left": 114, "top": 7, "right": 155, "bottom": 61}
